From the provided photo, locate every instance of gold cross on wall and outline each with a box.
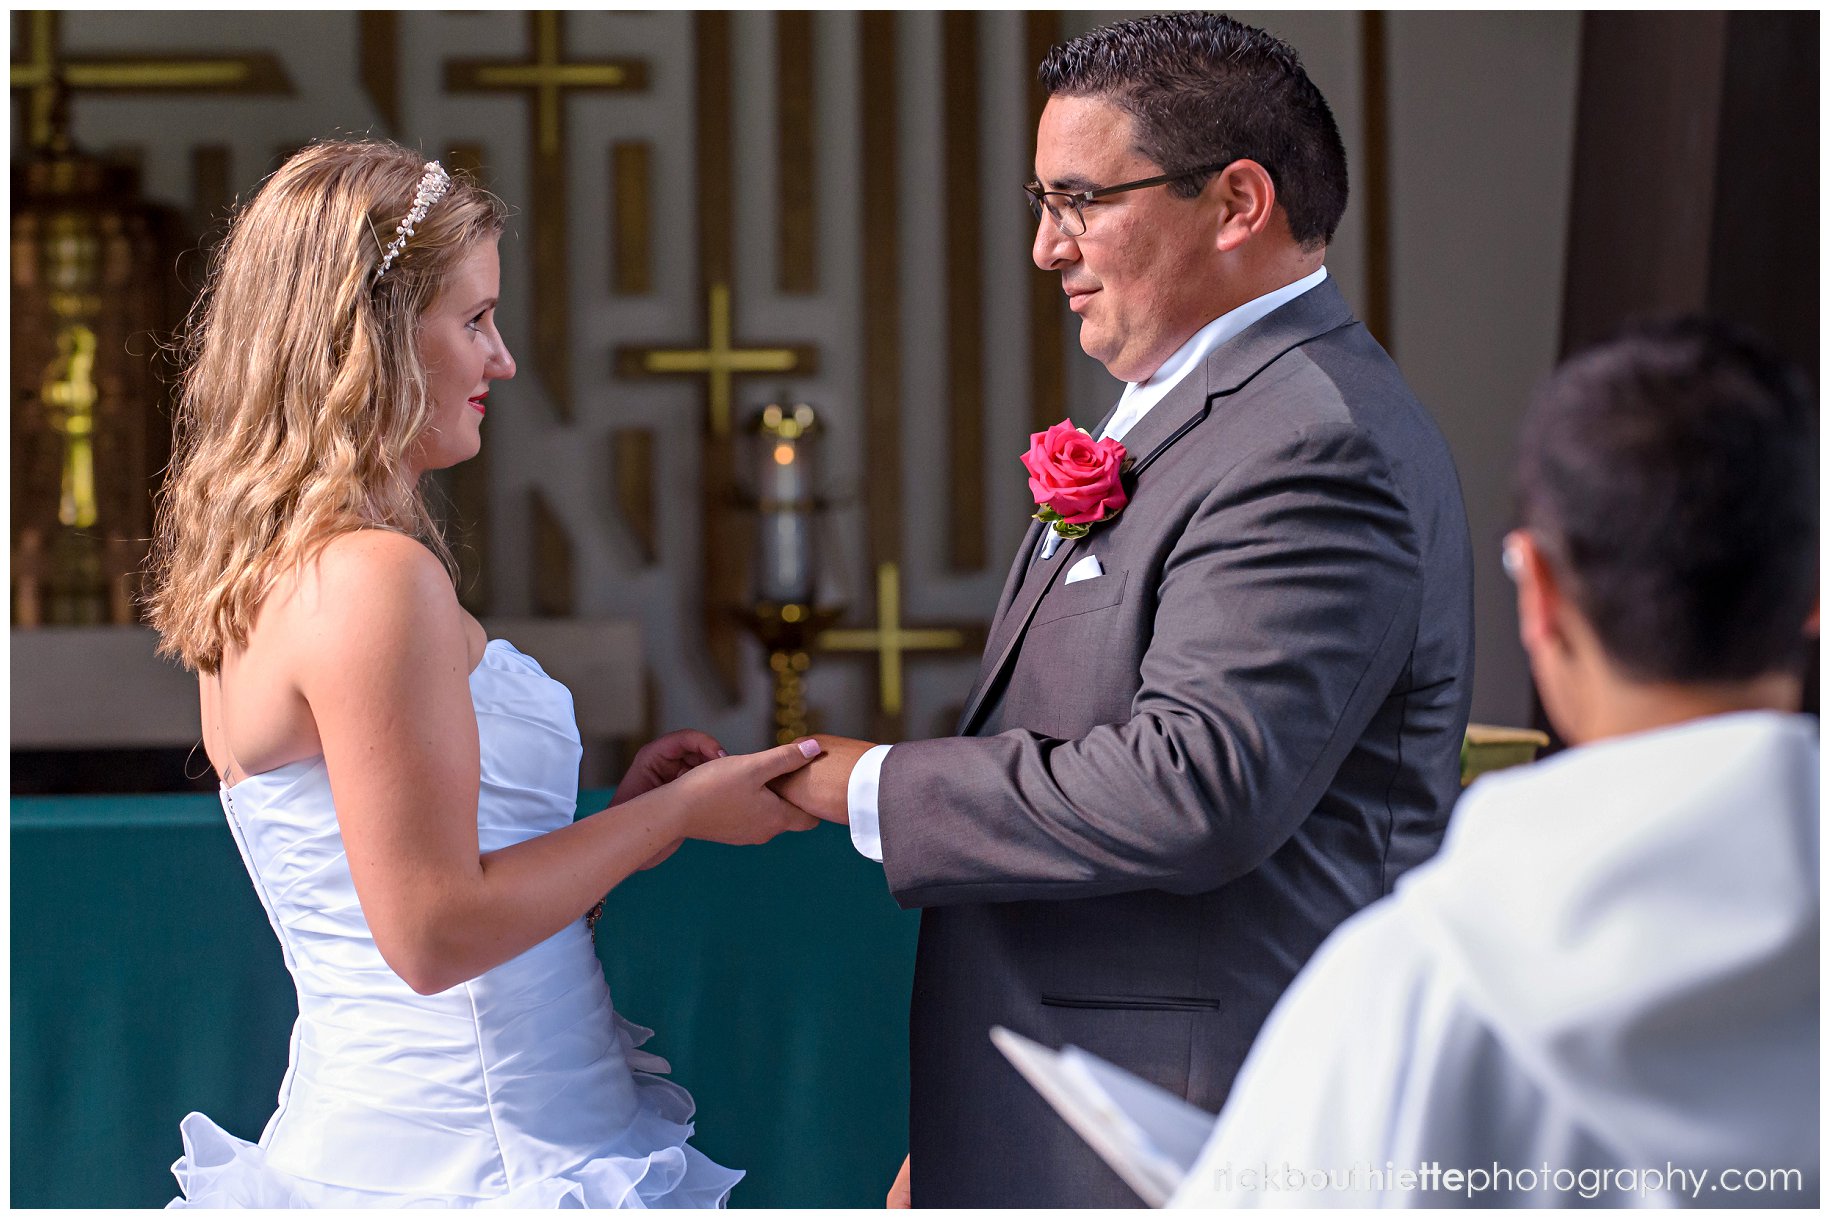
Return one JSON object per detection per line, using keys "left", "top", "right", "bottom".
{"left": 819, "top": 563, "right": 978, "bottom": 724}
{"left": 445, "top": 12, "right": 648, "bottom": 419}
{"left": 10, "top": 10, "right": 292, "bottom": 151}
{"left": 444, "top": 11, "right": 644, "bottom": 157}
{"left": 615, "top": 283, "right": 817, "bottom": 440}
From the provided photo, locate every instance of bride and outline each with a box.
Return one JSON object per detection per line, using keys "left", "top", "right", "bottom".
{"left": 145, "top": 140, "right": 820, "bottom": 1207}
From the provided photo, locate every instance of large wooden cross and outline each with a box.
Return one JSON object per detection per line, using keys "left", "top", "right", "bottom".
{"left": 445, "top": 12, "right": 647, "bottom": 420}
{"left": 819, "top": 562, "right": 981, "bottom": 739}
{"left": 10, "top": 10, "right": 292, "bottom": 151}
{"left": 615, "top": 283, "right": 817, "bottom": 441}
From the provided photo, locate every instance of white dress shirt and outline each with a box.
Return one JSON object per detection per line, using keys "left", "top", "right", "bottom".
{"left": 846, "top": 267, "right": 1329, "bottom": 862}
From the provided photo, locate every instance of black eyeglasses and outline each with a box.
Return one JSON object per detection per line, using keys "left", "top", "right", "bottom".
{"left": 1024, "top": 162, "right": 1230, "bottom": 237}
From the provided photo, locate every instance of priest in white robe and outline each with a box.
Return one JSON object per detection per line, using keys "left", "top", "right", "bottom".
{"left": 1171, "top": 317, "right": 1819, "bottom": 1209}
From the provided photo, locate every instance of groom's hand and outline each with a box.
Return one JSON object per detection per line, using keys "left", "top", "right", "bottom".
{"left": 769, "top": 733, "right": 873, "bottom": 824}
{"left": 609, "top": 728, "right": 725, "bottom": 807}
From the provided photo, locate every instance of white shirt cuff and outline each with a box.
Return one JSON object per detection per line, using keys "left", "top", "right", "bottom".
{"left": 846, "top": 743, "right": 893, "bottom": 863}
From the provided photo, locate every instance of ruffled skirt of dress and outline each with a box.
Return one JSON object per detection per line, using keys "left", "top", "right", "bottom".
{"left": 167, "top": 1022, "right": 742, "bottom": 1209}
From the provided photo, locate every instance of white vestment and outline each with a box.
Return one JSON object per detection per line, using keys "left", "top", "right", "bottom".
{"left": 1170, "top": 711, "right": 1819, "bottom": 1208}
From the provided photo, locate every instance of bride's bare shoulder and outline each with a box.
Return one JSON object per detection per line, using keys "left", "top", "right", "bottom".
{"left": 267, "top": 529, "right": 462, "bottom": 642}
{"left": 297, "top": 528, "right": 445, "bottom": 584}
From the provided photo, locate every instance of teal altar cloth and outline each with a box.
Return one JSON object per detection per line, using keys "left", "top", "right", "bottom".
{"left": 12, "top": 791, "right": 919, "bottom": 1208}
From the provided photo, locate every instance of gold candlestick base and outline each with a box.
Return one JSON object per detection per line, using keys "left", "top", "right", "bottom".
{"left": 767, "top": 649, "right": 813, "bottom": 743}
{"left": 741, "top": 601, "right": 841, "bottom": 745}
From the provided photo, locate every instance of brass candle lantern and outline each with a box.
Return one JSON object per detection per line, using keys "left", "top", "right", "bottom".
{"left": 740, "top": 401, "right": 838, "bottom": 743}
{"left": 11, "top": 106, "right": 180, "bottom": 626}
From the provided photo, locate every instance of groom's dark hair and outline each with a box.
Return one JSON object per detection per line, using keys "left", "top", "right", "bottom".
{"left": 1517, "top": 316, "right": 1818, "bottom": 684}
{"left": 1038, "top": 12, "right": 1349, "bottom": 249}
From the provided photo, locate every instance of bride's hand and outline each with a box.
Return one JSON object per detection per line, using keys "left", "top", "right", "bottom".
{"left": 610, "top": 729, "right": 725, "bottom": 808}
{"left": 668, "top": 739, "right": 824, "bottom": 846}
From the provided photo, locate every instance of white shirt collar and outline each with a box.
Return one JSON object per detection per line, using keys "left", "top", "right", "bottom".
{"left": 1101, "top": 265, "right": 1329, "bottom": 445}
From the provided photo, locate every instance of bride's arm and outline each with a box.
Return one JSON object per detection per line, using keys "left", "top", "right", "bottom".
{"left": 290, "top": 531, "right": 817, "bottom": 995}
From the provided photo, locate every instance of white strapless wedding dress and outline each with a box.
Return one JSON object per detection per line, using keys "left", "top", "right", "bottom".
{"left": 168, "top": 638, "right": 742, "bottom": 1208}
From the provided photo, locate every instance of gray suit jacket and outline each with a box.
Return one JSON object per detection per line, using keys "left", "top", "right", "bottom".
{"left": 878, "top": 278, "right": 1474, "bottom": 1206}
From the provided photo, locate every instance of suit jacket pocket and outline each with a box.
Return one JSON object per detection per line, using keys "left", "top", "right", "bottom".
{"left": 1031, "top": 567, "right": 1128, "bottom": 628}
{"left": 1040, "top": 993, "right": 1219, "bottom": 1012}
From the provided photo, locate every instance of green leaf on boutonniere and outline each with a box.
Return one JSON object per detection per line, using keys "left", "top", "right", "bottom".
{"left": 1120, "top": 456, "right": 1136, "bottom": 475}
{"left": 1032, "top": 504, "right": 1062, "bottom": 524}
{"left": 1051, "top": 520, "right": 1091, "bottom": 540}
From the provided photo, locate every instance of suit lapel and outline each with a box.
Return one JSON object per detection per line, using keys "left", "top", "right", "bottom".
{"left": 957, "top": 530, "right": 1080, "bottom": 734}
{"left": 1105, "top": 353, "right": 1207, "bottom": 472}
{"left": 956, "top": 278, "right": 1358, "bottom": 737}
{"left": 955, "top": 383, "right": 1196, "bottom": 736}
{"left": 986, "top": 398, "right": 1123, "bottom": 632}
{"left": 1105, "top": 360, "right": 1215, "bottom": 480}
{"left": 987, "top": 518, "right": 1044, "bottom": 630}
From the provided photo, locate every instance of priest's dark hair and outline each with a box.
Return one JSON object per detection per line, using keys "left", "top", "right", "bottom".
{"left": 1038, "top": 12, "right": 1349, "bottom": 249}
{"left": 1516, "top": 316, "right": 1818, "bottom": 684}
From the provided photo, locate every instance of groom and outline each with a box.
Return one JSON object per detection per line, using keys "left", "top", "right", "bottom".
{"left": 778, "top": 13, "right": 1473, "bottom": 1207}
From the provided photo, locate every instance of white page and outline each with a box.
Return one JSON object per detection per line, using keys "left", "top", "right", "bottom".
{"left": 1061, "top": 1045, "right": 1215, "bottom": 1171}
{"left": 992, "top": 1026, "right": 1217, "bottom": 1207}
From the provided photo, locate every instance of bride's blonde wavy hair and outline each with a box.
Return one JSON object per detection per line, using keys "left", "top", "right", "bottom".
{"left": 146, "top": 140, "right": 508, "bottom": 674}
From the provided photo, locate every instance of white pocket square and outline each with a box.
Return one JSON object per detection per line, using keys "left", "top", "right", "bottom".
{"left": 1064, "top": 554, "right": 1105, "bottom": 585}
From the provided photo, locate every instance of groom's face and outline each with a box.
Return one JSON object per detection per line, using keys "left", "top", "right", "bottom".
{"left": 1032, "top": 94, "right": 1224, "bottom": 384}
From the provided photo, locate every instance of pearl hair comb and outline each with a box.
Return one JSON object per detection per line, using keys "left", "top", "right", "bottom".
{"left": 374, "top": 160, "right": 452, "bottom": 280}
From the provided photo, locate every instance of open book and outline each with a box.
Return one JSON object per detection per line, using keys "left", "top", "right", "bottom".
{"left": 990, "top": 1026, "right": 1217, "bottom": 1207}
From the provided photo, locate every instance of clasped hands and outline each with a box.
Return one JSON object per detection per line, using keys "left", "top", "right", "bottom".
{"left": 611, "top": 730, "right": 872, "bottom": 863}
{"left": 765, "top": 733, "right": 871, "bottom": 825}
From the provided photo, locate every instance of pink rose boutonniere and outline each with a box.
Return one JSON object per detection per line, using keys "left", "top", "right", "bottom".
{"left": 1021, "top": 419, "right": 1132, "bottom": 540}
